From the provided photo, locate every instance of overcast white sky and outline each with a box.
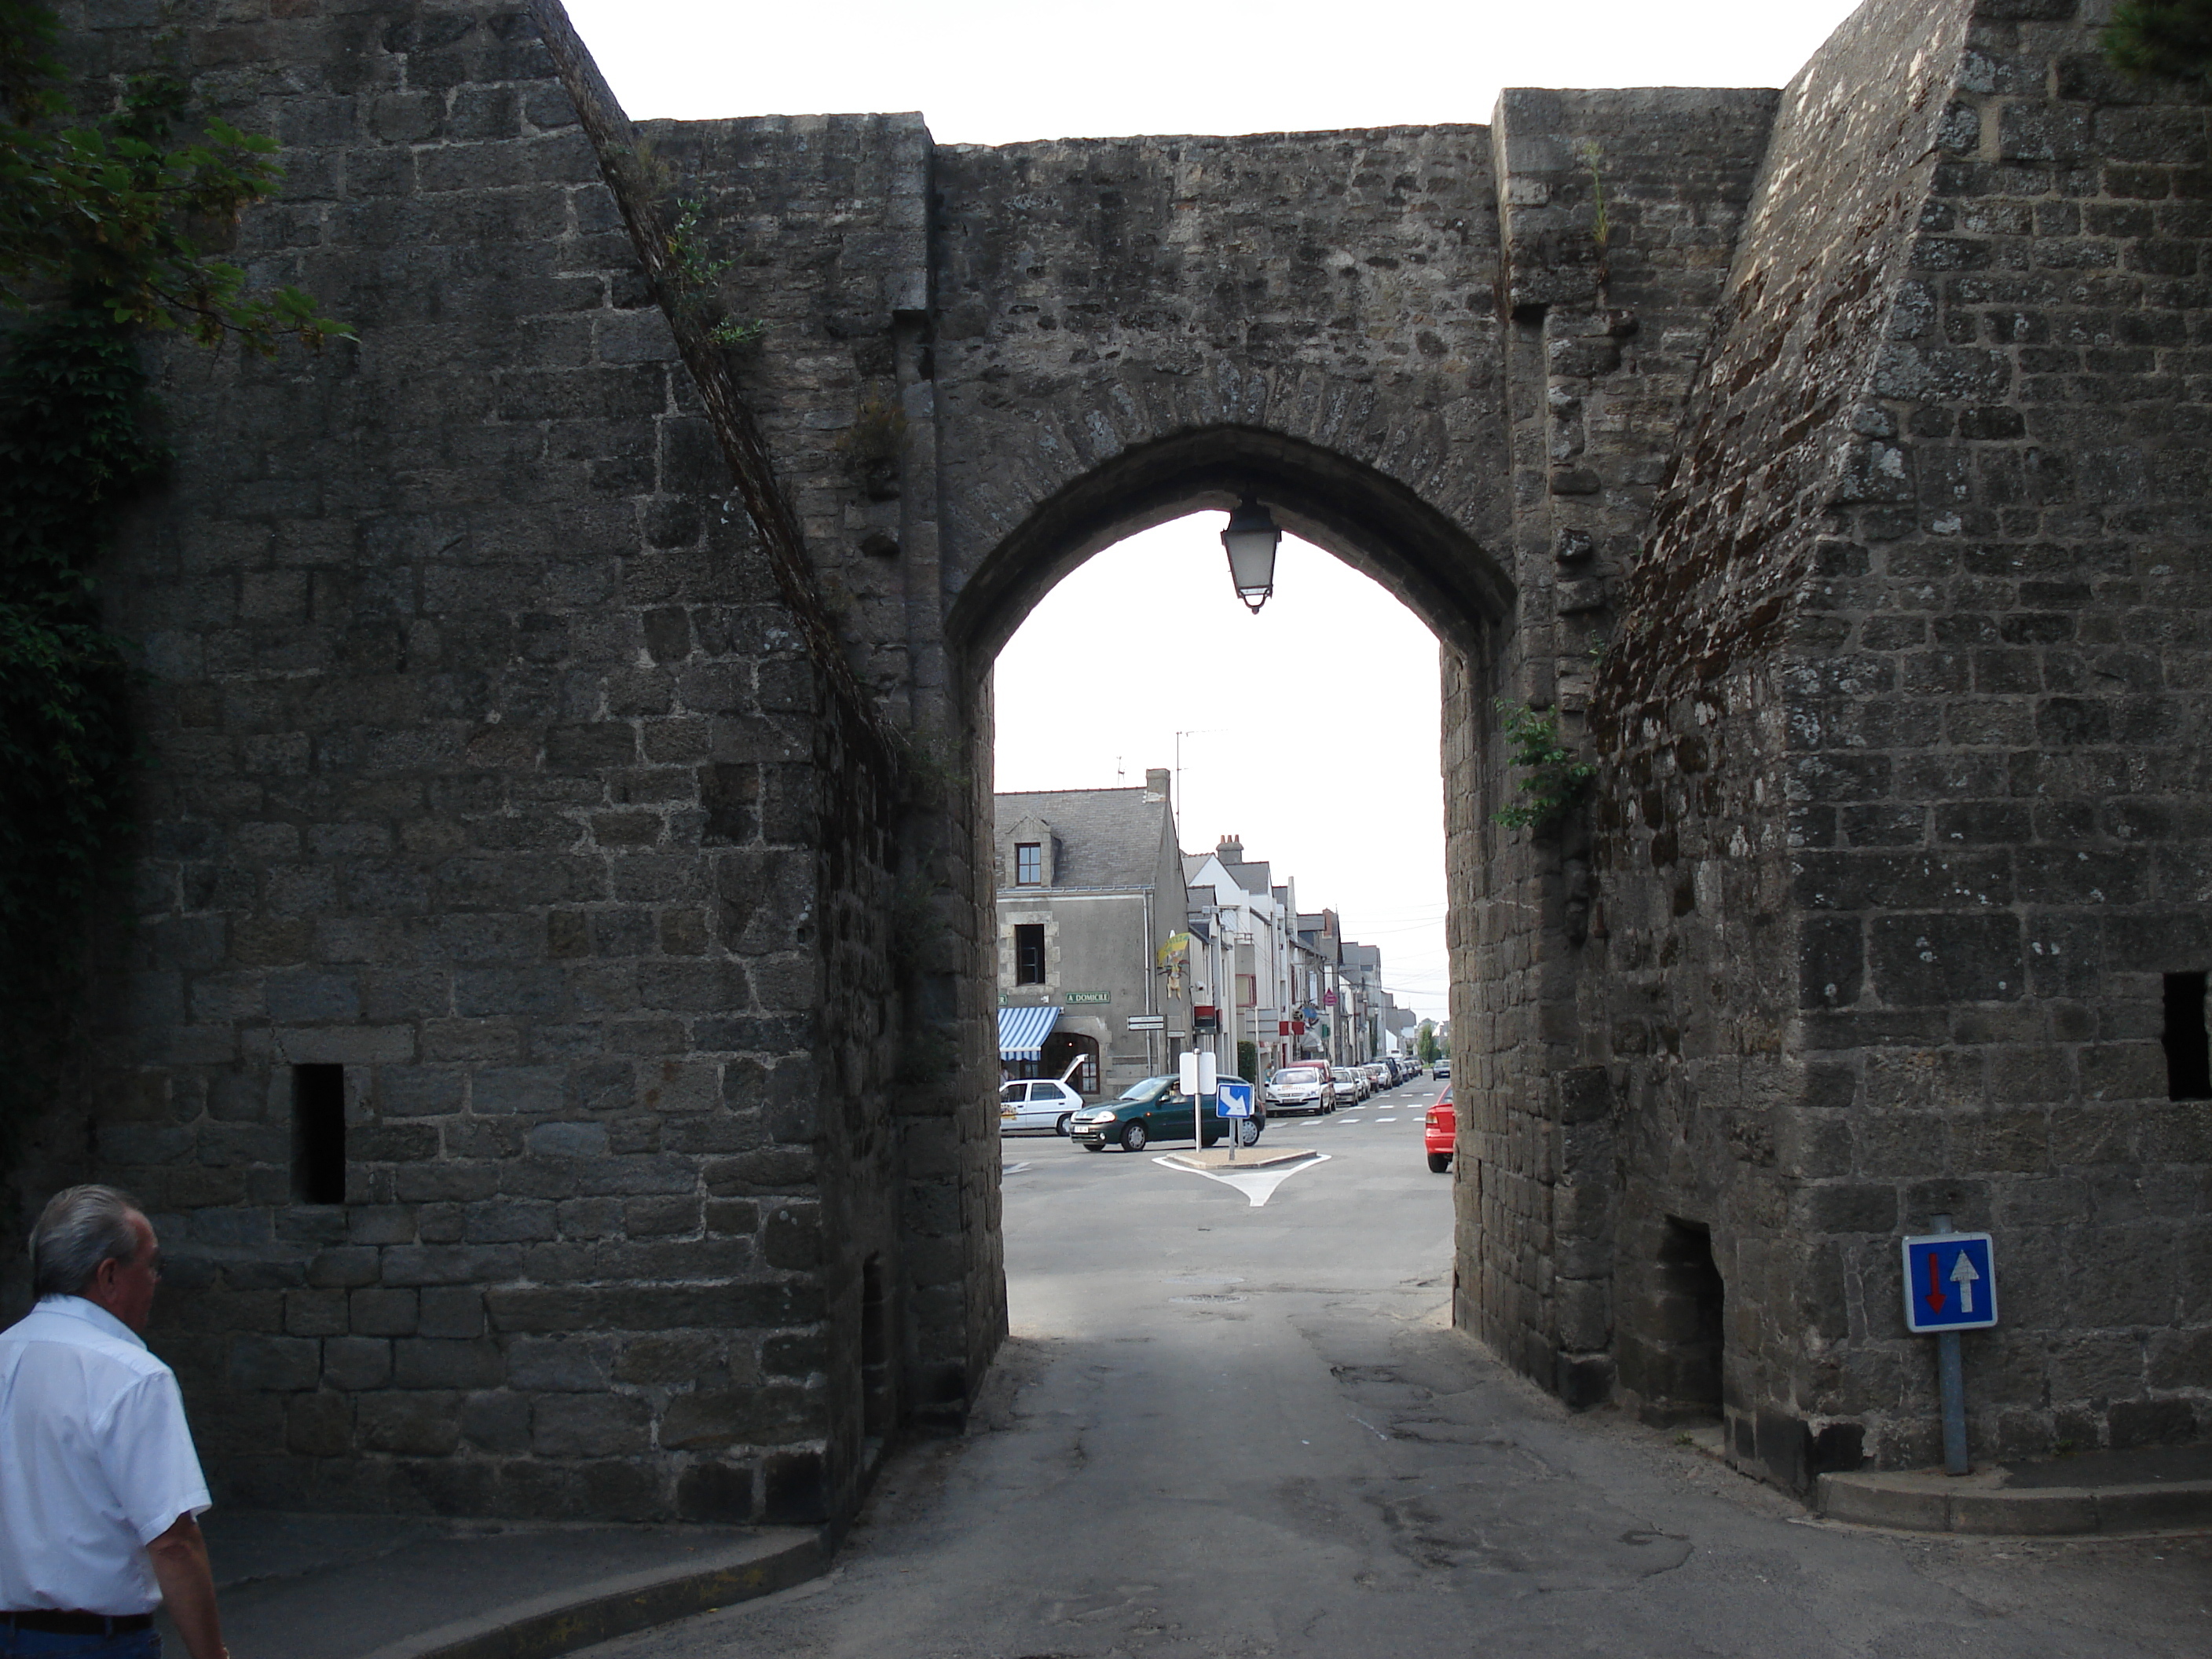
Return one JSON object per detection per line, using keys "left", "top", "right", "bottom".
{"left": 562, "top": 0, "right": 1868, "bottom": 1019}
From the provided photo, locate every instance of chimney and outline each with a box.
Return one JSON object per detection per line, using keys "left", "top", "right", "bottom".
{"left": 1144, "top": 767, "right": 1170, "bottom": 801}
{"left": 1217, "top": 834, "right": 1243, "bottom": 862}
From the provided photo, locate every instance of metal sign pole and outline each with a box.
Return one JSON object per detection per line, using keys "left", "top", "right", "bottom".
{"left": 1930, "top": 1212, "right": 1969, "bottom": 1476}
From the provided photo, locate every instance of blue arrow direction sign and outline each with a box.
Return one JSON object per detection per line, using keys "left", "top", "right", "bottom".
{"left": 1902, "top": 1232, "right": 1998, "bottom": 1333}
{"left": 1215, "top": 1079, "right": 1255, "bottom": 1119}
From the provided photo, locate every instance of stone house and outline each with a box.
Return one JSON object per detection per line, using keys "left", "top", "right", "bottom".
{"left": 994, "top": 771, "right": 1186, "bottom": 1097}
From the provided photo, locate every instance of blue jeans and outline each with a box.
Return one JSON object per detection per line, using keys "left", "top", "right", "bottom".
{"left": 0, "top": 1628, "right": 158, "bottom": 1659}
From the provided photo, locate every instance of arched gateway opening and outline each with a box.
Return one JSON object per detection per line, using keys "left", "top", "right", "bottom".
{"left": 936, "top": 422, "right": 1516, "bottom": 1366}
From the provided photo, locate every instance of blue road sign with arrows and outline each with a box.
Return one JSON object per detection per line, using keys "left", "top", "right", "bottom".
{"left": 1902, "top": 1232, "right": 1998, "bottom": 1333}
{"left": 1215, "top": 1079, "right": 1254, "bottom": 1119}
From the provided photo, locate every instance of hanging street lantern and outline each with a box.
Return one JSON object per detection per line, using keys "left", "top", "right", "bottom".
{"left": 1219, "top": 496, "right": 1281, "bottom": 613}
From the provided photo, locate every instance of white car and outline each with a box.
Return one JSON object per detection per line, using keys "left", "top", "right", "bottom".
{"left": 999, "top": 1078, "right": 1085, "bottom": 1135}
{"left": 1265, "top": 1064, "right": 1336, "bottom": 1115}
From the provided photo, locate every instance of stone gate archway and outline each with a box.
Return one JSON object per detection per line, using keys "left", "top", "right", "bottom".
{"left": 44, "top": 0, "right": 2212, "bottom": 1537}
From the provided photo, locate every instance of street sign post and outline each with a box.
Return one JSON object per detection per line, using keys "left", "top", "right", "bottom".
{"left": 1215, "top": 1079, "right": 1254, "bottom": 1164}
{"left": 1903, "top": 1219, "right": 1996, "bottom": 1474}
{"left": 1179, "top": 1049, "right": 1217, "bottom": 1100}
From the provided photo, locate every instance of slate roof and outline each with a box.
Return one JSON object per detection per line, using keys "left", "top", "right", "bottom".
{"left": 1221, "top": 859, "right": 1272, "bottom": 896}
{"left": 995, "top": 787, "right": 1174, "bottom": 889}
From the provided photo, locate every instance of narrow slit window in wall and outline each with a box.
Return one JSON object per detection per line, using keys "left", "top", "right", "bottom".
{"left": 2163, "top": 972, "right": 2210, "bottom": 1101}
{"left": 292, "top": 1064, "right": 347, "bottom": 1203}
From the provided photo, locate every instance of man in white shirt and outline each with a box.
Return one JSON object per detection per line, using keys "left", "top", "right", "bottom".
{"left": 1, "top": 1185, "right": 227, "bottom": 1659}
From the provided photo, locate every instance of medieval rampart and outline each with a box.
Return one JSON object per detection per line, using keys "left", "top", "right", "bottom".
{"left": 4, "top": 0, "right": 2201, "bottom": 1525}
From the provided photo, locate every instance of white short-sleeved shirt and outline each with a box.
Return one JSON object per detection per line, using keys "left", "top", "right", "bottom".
{"left": 0, "top": 1295, "right": 211, "bottom": 1614}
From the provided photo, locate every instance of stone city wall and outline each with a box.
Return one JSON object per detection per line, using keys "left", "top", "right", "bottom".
{"left": 27, "top": 0, "right": 921, "bottom": 1524}
{"left": 10, "top": 0, "right": 2207, "bottom": 1528}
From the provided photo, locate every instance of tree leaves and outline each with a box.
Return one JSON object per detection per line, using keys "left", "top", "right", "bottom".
{"left": 2102, "top": 1, "right": 2212, "bottom": 82}
{"left": 0, "top": 0, "right": 350, "bottom": 353}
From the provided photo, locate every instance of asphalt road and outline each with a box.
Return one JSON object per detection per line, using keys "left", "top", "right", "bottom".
{"left": 584, "top": 1078, "right": 2212, "bottom": 1659}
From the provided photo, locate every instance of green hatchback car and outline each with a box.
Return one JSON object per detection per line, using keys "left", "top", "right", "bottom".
{"left": 1071, "top": 1075, "right": 1266, "bottom": 1153}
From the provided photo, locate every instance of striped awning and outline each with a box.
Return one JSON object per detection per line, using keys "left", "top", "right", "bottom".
{"left": 998, "top": 1005, "right": 1061, "bottom": 1061}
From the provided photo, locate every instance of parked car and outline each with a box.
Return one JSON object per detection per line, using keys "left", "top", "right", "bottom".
{"left": 999, "top": 1078, "right": 1086, "bottom": 1135}
{"left": 1433, "top": 1058, "right": 1451, "bottom": 1079}
{"left": 1266, "top": 1064, "right": 1336, "bottom": 1115}
{"left": 1362, "top": 1062, "right": 1391, "bottom": 1093}
{"left": 1424, "top": 1083, "right": 1456, "bottom": 1173}
{"left": 1071, "top": 1075, "right": 1266, "bottom": 1152}
{"left": 1331, "top": 1065, "right": 1368, "bottom": 1104}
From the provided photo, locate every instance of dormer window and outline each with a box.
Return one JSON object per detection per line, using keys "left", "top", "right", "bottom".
{"left": 1015, "top": 842, "right": 1042, "bottom": 886}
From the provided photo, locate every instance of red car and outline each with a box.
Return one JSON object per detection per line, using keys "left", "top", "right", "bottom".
{"left": 1424, "top": 1083, "right": 1455, "bottom": 1174}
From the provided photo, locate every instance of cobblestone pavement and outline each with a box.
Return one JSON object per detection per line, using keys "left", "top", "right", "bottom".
{"left": 580, "top": 1081, "right": 2212, "bottom": 1658}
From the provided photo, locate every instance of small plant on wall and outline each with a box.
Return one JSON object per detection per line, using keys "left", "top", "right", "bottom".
{"left": 834, "top": 394, "right": 907, "bottom": 500}
{"left": 1491, "top": 700, "right": 1596, "bottom": 834}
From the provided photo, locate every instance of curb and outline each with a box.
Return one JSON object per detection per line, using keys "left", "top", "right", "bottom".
{"left": 1159, "top": 1147, "right": 1318, "bottom": 1172}
{"left": 1816, "top": 1472, "right": 2212, "bottom": 1536}
{"left": 357, "top": 1528, "right": 826, "bottom": 1659}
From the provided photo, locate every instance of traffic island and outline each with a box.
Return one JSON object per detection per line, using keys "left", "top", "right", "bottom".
{"left": 1159, "top": 1146, "right": 1317, "bottom": 1171}
{"left": 1817, "top": 1445, "right": 2212, "bottom": 1536}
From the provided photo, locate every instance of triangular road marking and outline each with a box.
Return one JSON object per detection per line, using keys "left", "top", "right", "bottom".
{"left": 1152, "top": 1152, "right": 1331, "bottom": 1207}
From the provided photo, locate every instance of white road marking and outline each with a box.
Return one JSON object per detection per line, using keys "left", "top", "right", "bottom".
{"left": 1152, "top": 1152, "right": 1331, "bottom": 1207}
{"left": 1375, "top": 1117, "right": 1397, "bottom": 1123}
{"left": 1003, "top": 1162, "right": 1032, "bottom": 1174}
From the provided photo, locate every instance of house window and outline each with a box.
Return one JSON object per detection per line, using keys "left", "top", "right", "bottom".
{"left": 1015, "top": 842, "right": 1042, "bottom": 886}
{"left": 1015, "top": 924, "right": 1046, "bottom": 985}
{"left": 1236, "top": 974, "right": 1257, "bottom": 1008}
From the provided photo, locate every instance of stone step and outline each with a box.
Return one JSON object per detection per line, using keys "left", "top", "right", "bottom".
{"left": 1818, "top": 1460, "right": 2212, "bottom": 1536}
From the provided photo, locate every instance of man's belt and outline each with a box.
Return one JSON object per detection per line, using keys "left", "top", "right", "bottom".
{"left": 1, "top": 1610, "right": 156, "bottom": 1635}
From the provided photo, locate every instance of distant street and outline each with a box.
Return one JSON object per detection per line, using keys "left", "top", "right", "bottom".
{"left": 583, "top": 1078, "right": 2211, "bottom": 1659}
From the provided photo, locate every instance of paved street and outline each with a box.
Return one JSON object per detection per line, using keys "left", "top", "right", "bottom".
{"left": 583, "top": 1079, "right": 2211, "bottom": 1659}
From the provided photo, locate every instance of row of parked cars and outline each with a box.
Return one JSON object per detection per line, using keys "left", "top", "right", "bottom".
{"left": 1263, "top": 1056, "right": 1429, "bottom": 1115}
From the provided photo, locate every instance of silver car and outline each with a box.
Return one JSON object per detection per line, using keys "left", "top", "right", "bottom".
{"left": 1331, "top": 1065, "right": 1368, "bottom": 1104}
{"left": 998, "top": 1078, "right": 1085, "bottom": 1135}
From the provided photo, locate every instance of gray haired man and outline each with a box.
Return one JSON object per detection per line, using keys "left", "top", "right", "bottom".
{"left": 1, "top": 1186, "right": 227, "bottom": 1659}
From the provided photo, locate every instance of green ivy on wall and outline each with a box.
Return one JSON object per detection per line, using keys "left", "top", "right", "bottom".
{"left": 0, "top": 0, "right": 346, "bottom": 1163}
{"left": 0, "top": 311, "right": 162, "bottom": 1146}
